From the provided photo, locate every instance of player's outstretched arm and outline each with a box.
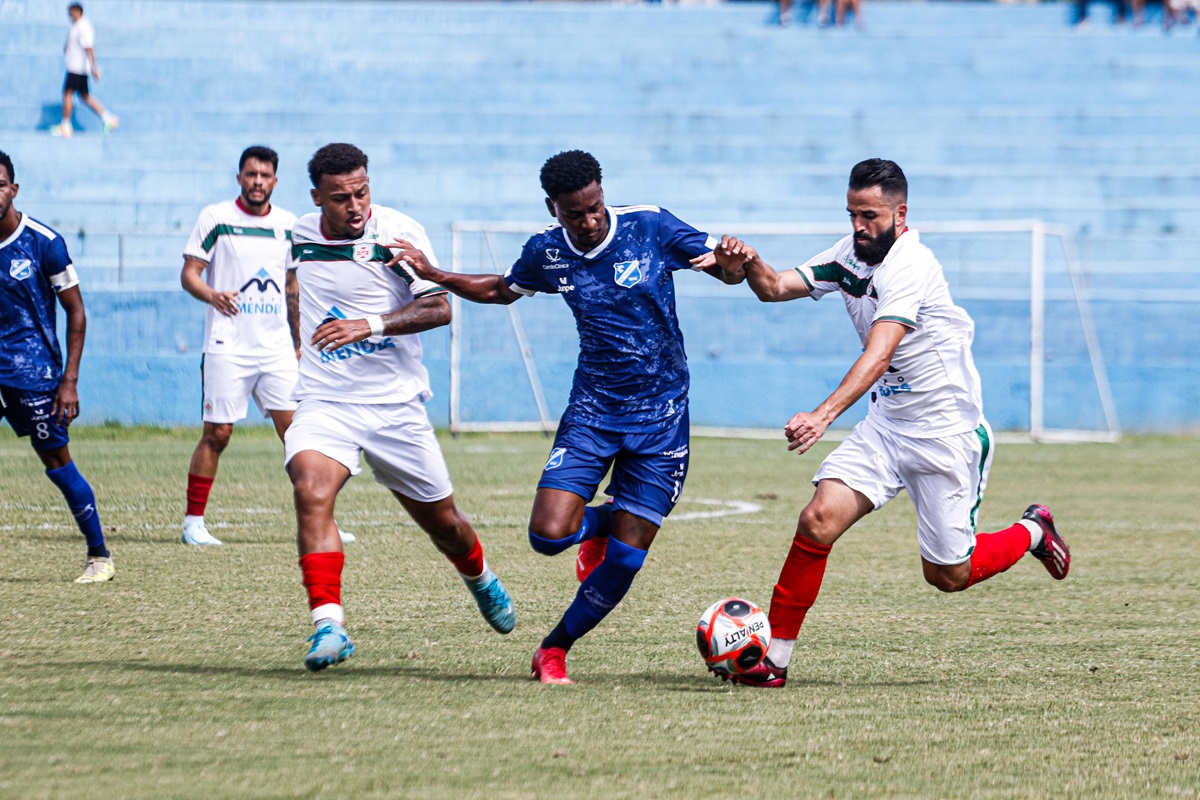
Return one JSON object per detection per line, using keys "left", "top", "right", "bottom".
{"left": 784, "top": 321, "right": 907, "bottom": 454}
{"left": 387, "top": 238, "right": 520, "bottom": 305}
{"left": 53, "top": 285, "right": 87, "bottom": 425}
{"left": 181, "top": 255, "right": 239, "bottom": 316}
{"left": 690, "top": 235, "right": 754, "bottom": 284}
{"left": 742, "top": 250, "right": 812, "bottom": 303}
{"left": 312, "top": 294, "right": 452, "bottom": 352}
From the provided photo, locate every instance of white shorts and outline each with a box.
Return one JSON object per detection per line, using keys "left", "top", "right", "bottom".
{"left": 283, "top": 398, "right": 453, "bottom": 502}
{"left": 814, "top": 417, "right": 994, "bottom": 566}
{"left": 202, "top": 351, "right": 298, "bottom": 423}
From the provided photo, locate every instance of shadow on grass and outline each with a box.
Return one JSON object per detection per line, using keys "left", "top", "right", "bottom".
{"left": 25, "top": 660, "right": 936, "bottom": 692}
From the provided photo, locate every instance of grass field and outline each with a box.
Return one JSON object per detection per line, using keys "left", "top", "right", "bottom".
{"left": 1, "top": 426, "right": 1197, "bottom": 799}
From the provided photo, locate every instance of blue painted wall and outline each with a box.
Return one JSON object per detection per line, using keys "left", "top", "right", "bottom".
{"left": 3, "top": 0, "right": 1196, "bottom": 432}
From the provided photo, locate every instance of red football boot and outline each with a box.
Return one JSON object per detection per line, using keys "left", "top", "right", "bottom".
{"left": 531, "top": 646, "right": 574, "bottom": 685}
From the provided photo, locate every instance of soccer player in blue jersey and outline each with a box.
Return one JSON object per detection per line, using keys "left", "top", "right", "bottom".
{"left": 388, "top": 150, "right": 742, "bottom": 684}
{"left": 0, "top": 150, "right": 114, "bottom": 583}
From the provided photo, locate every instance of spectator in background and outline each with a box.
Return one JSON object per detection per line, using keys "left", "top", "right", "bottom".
{"left": 1074, "top": 0, "right": 1145, "bottom": 27}
{"left": 1164, "top": 0, "right": 1198, "bottom": 30}
{"left": 51, "top": 3, "right": 118, "bottom": 138}
{"left": 819, "top": 0, "right": 863, "bottom": 29}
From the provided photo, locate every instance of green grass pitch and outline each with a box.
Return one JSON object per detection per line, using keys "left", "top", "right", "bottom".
{"left": 1, "top": 426, "right": 1197, "bottom": 799}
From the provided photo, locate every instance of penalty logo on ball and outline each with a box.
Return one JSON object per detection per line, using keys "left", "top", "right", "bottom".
{"left": 695, "top": 597, "right": 771, "bottom": 676}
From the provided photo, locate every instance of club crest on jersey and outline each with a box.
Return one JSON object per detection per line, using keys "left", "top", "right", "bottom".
{"left": 545, "top": 447, "right": 567, "bottom": 470}
{"left": 9, "top": 259, "right": 32, "bottom": 281}
{"left": 613, "top": 260, "right": 642, "bottom": 288}
{"left": 354, "top": 244, "right": 373, "bottom": 263}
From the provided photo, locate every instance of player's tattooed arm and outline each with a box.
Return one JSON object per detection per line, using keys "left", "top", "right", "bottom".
{"left": 285, "top": 269, "right": 301, "bottom": 354}
{"left": 311, "top": 295, "right": 452, "bottom": 352}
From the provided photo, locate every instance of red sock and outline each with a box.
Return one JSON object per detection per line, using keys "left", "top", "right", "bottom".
{"left": 966, "top": 523, "right": 1032, "bottom": 587}
{"left": 299, "top": 551, "right": 345, "bottom": 610}
{"left": 444, "top": 538, "right": 486, "bottom": 579}
{"left": 186, "top": 473, "right": 214, "bottom": 517}
{"left": 767, "top": 534, "right": 833, "bottom": 639}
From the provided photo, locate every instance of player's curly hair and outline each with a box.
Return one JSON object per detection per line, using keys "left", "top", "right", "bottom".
{"left": 0, "top": 150, "right": 13, "bottom": 184}
{"left": 540, "top": 150, "right": 602, "bottom": 200}
{"left": 308, "top": 143, "right": 368, "bottom": 188}
{"left": 239, "top": 145, "right": 278, "bottom": 173}
{"left": 849, "top": 158, "right": 907, "bottom": 202}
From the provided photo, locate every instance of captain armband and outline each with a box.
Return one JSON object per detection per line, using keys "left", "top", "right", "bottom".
{"left": 49, "top": 265, "right": 80, "bottom": 292}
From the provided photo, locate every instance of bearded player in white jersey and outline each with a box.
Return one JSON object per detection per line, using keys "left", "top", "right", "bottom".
{"left": 181, "top": 147, "right": 354, "bottom": 548}
{"left": 284, "top": 143, "right": 515, "bottom": 672}
{"left": 705, "top": 159, "right": 1071, "bottom": 688}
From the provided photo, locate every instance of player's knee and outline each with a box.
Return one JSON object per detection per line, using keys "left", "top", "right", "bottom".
{"left": 291, "top": 474, "right": 338, "bottom": 512}
{"left": 203, "top": 426, "right": 233, "bottom": 452}
{"left": 796, "top": 505, "right": 839, "bottom": 546}
{"left": 924, "top": 568, "right": 969, "bottom": 593}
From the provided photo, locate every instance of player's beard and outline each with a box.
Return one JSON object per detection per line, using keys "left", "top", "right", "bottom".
{"left": 853, "top": 222, "right": 897, "bottom": 266}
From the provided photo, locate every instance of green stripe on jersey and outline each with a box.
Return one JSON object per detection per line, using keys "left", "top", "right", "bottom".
{"left": 809, "top": 261, "right": 874, "bottom": 298}
{"left": 877, "top": 315, "right": 916, "bottom": 327}
{"left": 291, "top": 242, "right": 393, "bottom": 264}
{"left": 200, "top": 223, "right": 287, "bottom": 254}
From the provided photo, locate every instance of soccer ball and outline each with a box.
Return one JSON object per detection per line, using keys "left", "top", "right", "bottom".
{"left": 695, "top": 597, "right": 771, "bottom": 676}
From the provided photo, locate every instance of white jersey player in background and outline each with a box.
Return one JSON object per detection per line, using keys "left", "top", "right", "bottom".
{"left": 285, "top": 143, "right": 514, "bottom": 672}
{"left": 180, "top": 145, "right": 353, "bottom": 546}
{"left": 704, "top": 158, "right": 1071, "bottom": 688}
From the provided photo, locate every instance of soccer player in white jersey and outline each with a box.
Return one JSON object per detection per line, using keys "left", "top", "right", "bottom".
{"left": 180, "top": 146, "right": 354, "bottom": 547}
{"left": 705, "top": 159, "right": 1071, "bottom": 688}
{"left": 285, "top": 143, "right": 515, "bottom": 672}
{"left": 0, "top": 150, "right": 114, "bottom": 582}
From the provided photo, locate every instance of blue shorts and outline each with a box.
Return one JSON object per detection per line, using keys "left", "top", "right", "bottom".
{"left": 0, "top": 385, "right": 70, "bottom": 451}
{"left": 538, "top": 409, "right": 690, "bottom": 527}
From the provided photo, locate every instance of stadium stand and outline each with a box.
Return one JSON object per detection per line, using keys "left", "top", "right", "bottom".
{"left": 1, "top": 0, "right": 1196, "bottom": 431}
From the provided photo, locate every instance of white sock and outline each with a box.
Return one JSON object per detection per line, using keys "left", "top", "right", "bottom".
{"left": 184, "top": 514, "right": 203, "bottom": 525}
{"left": 461, "top": 561, "right": 489, "bottom": 583}
{"left": 767, "top": 638, "right": 795, "bottom": 668}
{"left": 311, "top": 603, "right": 344, "bottom": 626}
{"left": 1020, "top": 518, "right": 1043, "bottom": 551}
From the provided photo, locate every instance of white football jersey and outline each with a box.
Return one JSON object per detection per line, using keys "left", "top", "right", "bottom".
{"left": 795, "top": 229, "right": 984, "bottom": 438}
{"left": 287, "top": 205, "right": 446, "bottom": 405}
{"left": 184, "top": 199, "right": 296, "bottom": 356}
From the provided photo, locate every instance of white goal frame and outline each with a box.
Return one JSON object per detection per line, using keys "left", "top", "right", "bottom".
{"left": 449, "top": 220, "right": 1120, "bottom": 443}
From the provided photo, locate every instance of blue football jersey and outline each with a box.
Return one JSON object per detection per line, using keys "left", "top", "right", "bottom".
{"left": 0, "top": 215, "right": 75, "bottom": 391}
{"left": 504, "top": 205, "right": 716, "bottom": 432}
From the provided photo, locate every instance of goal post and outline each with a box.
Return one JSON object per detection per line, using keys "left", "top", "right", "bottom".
{"left": 448, "top": 220, "right": 1120, "bottom": 443}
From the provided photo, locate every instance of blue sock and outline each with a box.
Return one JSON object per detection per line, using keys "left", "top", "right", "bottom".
{"left": 528, "top": 502, "right": 614, "bottom": 556}
{"left": 542, "top": 537, "right": 647, "bottom": 652}
{"left": 45, "top": 462, "right": 108, "bottom": 558}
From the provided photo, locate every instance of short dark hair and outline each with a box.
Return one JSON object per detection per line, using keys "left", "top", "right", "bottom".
{"left": 69, "top": 3, "right": 83, "bottom": 13}
{"left": 239, "top": 145, "right": 278, "bottom": 173}
{"left": 540, "top": 150, "right": 602, "bottom": 199}
{"left": 308, "top": 143, "right": 368, "bottom": 188}
{"left": 849, "top": 158, "right": 907, "bottom": 202}
{"left": 0, "top": 151, "right": 13, "bottom": 183}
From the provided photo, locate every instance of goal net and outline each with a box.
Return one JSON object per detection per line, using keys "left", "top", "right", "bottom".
{"left": 447, "top": 220, "right": 1120, "bottom": 443}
